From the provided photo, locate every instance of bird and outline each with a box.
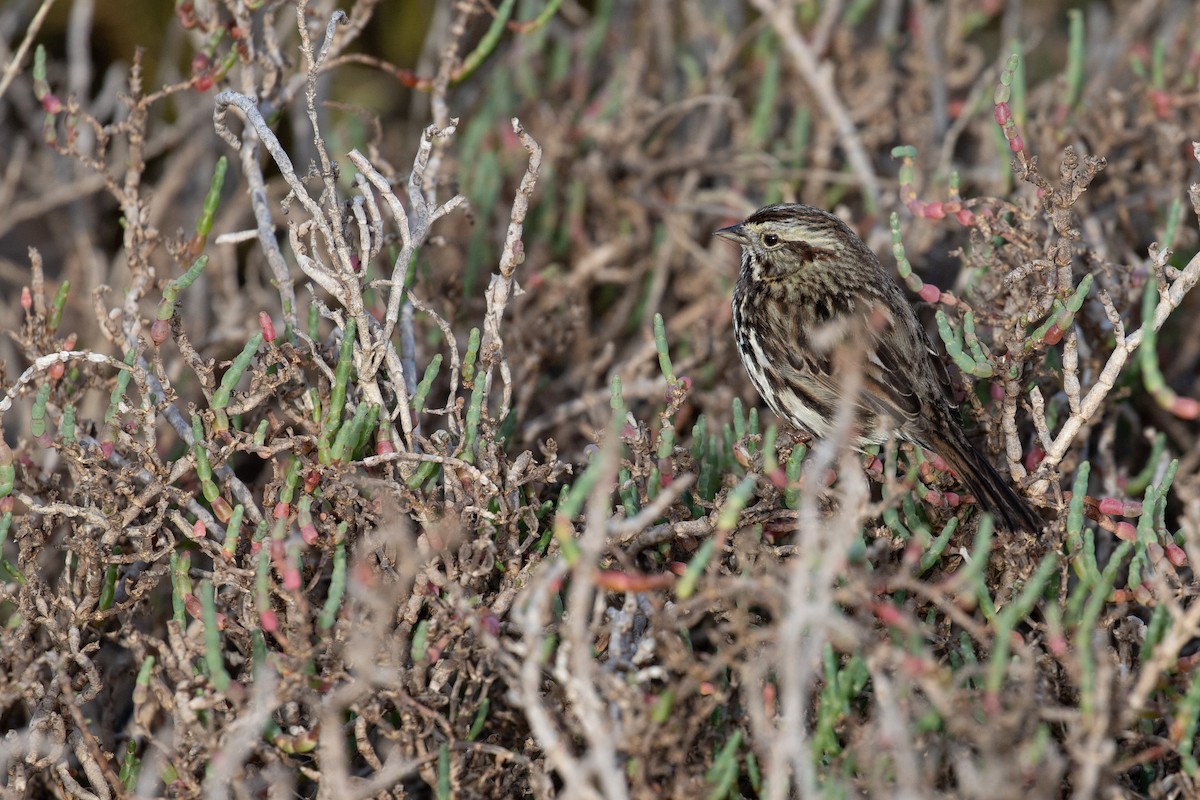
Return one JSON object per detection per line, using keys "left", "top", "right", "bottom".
{"left": 715, "top": 202, "right": 1040, "bottom": 532}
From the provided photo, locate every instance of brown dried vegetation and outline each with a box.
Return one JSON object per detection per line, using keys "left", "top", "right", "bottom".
{"left": 2, "top": 1, "right": 1200, "bottom": 798}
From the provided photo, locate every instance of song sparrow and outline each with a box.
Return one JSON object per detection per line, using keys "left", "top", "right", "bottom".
{"left": 716, "top": 203, "right": 1040, "bottom": 532}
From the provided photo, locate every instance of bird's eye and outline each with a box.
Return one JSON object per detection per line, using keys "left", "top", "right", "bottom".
{"left": 762, "top": 233, "right": 781, "bottom": 247}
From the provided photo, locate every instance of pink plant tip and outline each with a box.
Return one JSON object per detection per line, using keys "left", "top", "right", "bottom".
{"left": 1009, "top": 135, "right": 1024, "bottom": 153}
{"left": 259, "top": 609, "right": 278, "bottom": 632}
{"left": 1166, "top": 543, "right": 1189, "bottom": 567}
{"left": 1110, "top": 588, "right": 1135, "bottom": 604}
{"left": 666, "top": 375, "right": 693, "bottom": 404}
{"left": 1048, "top": 635, "right": 1068, "bottom": 657}
{"left": 1115, "top": 522, "right": 1137, "bottom": 542}
{"left": 1171, "top": 396, "right": 1200, "bottom": 419}
{"left": 258, "top": 311, "right": 276, "bottom": 342}
{"left": 282, "top": 567, "right": 301, "bottom": 592}
{"left": 872, "top": 602, "right": 904, "bottom": 627}
{"left": 918, "top": 284, "right": 941, "bottom": 303}
{"left": 1097, "top": 497, "right": 1125, "bottom": 516}
{"left": 1149, "top": 89, "right": 1171, "bottom": 119}
{"left": 150, "top": 318, "right": 170, "bottom": 346}
{"left": 273, "top": 501, "right": 289, "bottom": 519}
{"left": 993, "top": 102, "right": 1011, "bottom": 126}
{"left": 955, "top": 208, "right": 976, "bottom": 226}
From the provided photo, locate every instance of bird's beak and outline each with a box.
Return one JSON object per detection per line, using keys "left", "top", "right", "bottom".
{"left": 714, "top": 223, "right": 748, "bottom": 244}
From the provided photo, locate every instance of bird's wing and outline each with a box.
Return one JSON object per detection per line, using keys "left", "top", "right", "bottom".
{"left": 857, "top": 299, "right": 929, "bottom": 427}
{"left": 771, "top": 296, "right": 951, "bottom": 444}
{"left": 864, "top": 335, "right": 923, "bottom": 421}
{"left": 772, "top": 301, "right": 918, "bottom": 440}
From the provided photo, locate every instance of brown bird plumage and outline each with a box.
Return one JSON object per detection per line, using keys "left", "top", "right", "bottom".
{"left": 717, "top": 203, "right": 1039, "bottom": 532}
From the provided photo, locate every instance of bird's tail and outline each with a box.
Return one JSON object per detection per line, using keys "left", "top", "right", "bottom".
{"left": 938, "top": 430, "right": 1041, "bottom": 533}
